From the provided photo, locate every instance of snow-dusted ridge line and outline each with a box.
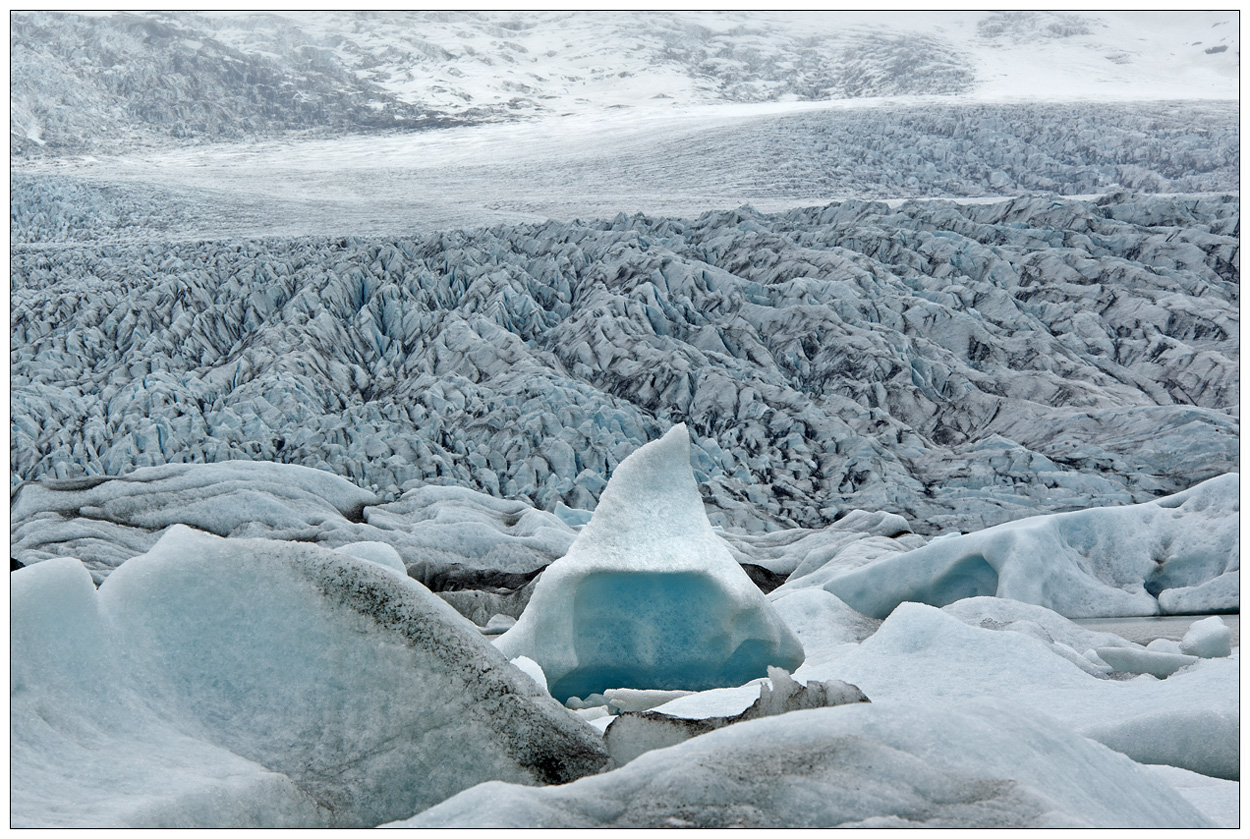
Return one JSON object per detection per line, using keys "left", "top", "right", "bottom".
{"left": 11, "top": 11, "right": 1237, "bottom": 156}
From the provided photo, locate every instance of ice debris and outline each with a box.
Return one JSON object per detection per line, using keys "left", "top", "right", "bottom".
{"left": 1092, "top": 646, "right": 1199, "bottom": 679}
{"left": 10, "top": 527, "right": 608, "bottom": 828}
{"left": 603, "top": 667, "right": 869, "bottom": 765}
{"left": 494, "top": 424, "right": 804, "bottom": 702}
{"left": 1179, "top": 616, "right": 1233, "bottom": 659}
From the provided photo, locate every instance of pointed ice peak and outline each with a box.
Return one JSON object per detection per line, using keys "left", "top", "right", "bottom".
{"left": 578, "top": 423, "right": 713, "bottom": 550}
{"left": 495, "top": 421, "right": 804, "bottom": 700}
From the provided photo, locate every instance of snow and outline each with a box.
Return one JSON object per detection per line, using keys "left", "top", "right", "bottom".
{"left": 495, "top": 425, "right": 804, "bottom": 702}
{"left": 783, "top": 601, "right": 1239, "bottom": 781}
{"left": 1179, "top": 616, "right": 1233, "bottom": 659}
{"left": 392, "top": 700, "right": 1210, "bottom": 828}
{"left": 814, "top": 474, "right": 1239, "bottom": 619}
{"left": 11, "top": 527, "right": 608, "bottom": 827}
{"left": 7, "top": 10, "right": 1240, "bottom": 829}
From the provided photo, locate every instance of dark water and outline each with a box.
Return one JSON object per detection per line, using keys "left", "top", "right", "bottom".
{"left": 1072, "top": 615, "right": 1239, "bottom": 647}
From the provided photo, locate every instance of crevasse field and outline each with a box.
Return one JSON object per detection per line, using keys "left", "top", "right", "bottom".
{"left": 9, "top": 10, "right": 1240, "bottom": 829}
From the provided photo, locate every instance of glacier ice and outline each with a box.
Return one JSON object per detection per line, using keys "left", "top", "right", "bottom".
{"left": 794, "top": 602, "right": 1239, "bottom": 780}
{"left": 1142, "top": 765, "right": 1240, "bottom": 828}
{"left": 393, "top": 700, "right": 1210, "bottom": 828}
{"left": 494, "top": 425, "right": 804, "bottom": 702}
{"left": 814, "top": 474, "right": 1239, "bottom": 619}
{"left": 10, "top": 527, "right": 608, "bottom": 827}
{"left": 1091, "top": 646, "right": 1199, "bottom": 679}
{"left": 603, "top": 666, "right": 870, "bottom": 766}
{"left": 11, "top": 463, "right": 576, "bottom": 589}
{"left": 333, "top": 540, "right": 406, "bottom": 574}
{"left": 1179, "top": 616, "right": 1233, "bottom": 659}
{"left": 11, "top": 195, "right": 1239, "bottom": 539}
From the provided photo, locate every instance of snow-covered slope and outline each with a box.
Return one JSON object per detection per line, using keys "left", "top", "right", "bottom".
{"left": 11, "top": 11, "right": 1237, "bottom": 155}
{"left": 12, "top": 98, "right": 1238, "bottom": 242}
{"left": 12, "top": 194, "right": 1238, "bottom": 535}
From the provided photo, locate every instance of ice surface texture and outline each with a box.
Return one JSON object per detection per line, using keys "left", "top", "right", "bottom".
{"left": 805, "top": 473, "right": 1238, "bottom": 618}
{"left": 11, "top": 195, "right": 1238, "bottom": 538}
{"left": 495, "top": 425, "right": 803, "bottom": 701}
{"left": 803, "top": 602, "right": 1239, "bottom": 781}
{"left": 11, "top": 460, "right": 575, "bottom": 585}
{"left": 395, "top": 700, "right": 1209, "bottom": 828}
{"left": 10, "top": 11, "right": 1236, "bottom": 161}
{"left": 10, "top": 527, "right": 609, "bottom": 827}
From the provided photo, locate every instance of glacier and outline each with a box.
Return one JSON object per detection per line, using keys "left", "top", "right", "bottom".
{"left": 494, "top": 424, "right": 804, "bottom": 702}
{"left": 393, "top": 700, "right": 1210, "bottom": 828}
{"left": 10, "top": 528, "right": 609, "bottom": 827}
{"left": 11, "top": 194, "right": 1239, "bottom": 540}
{"left": 8, "top": 10, "right": 1239, "bottom": 830}
{"left": 787, "top": 473, "right": 1239, "bottom": 619}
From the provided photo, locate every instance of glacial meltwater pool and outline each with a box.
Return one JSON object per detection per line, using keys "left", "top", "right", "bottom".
{"left": 1072, "top": 615, "right": 1239, "bottom": 648}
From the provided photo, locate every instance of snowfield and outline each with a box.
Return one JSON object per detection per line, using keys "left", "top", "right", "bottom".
{"left": 9, "top": 10, "right": 1239, "bottom": 830}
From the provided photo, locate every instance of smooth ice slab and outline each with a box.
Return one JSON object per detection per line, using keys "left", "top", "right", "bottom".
{"left": 798, "top": 602, "right": 1239, "bottom": 780}
{"left": 10, "top": 527, "right": 608, "bottom": 828}
{"left": 495, "top": 424, "right": 803, "bottom": 702}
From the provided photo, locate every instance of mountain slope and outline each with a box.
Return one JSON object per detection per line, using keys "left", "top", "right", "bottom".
{"left": 11, "top": 11, "right": 1238, "bottom": 156}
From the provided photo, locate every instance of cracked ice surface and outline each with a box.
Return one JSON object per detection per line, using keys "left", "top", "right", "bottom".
{"left": 10, "top": 194, "right": 1239, "bottom": 537}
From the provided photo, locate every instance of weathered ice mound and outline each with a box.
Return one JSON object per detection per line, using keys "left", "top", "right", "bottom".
{"left": 495, "top": 425, "right": 804, "bottom": 702}
{"left": 393, "top": 700, "right": 1210, "bottom": 828}
{"left": 803, "top": 473, "right": 1239, "bottom": 619}
{"left": 10, "top": 527, "right": 609, "bottom": 827}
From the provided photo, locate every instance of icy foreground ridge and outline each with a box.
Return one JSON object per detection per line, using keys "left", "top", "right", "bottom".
{"left": 11, "top": 459, "right": 1237, "bottom": 620}
{"left": 10, "top": 459, "right": 1239, "bottom": 620}
{"left": 495, "top": 425, "right": 804, "bottom": 702}
{"left": 791, "top": 473, "right": 1239, "bottom": 619}
{"left": 396, "top": 701, "right": 1209, "bottom": 828}
{"left": 10, "top": 529, "right": 609, "bottom": 828}
{"left": 11, "top": 195, "right": 1239, "bottom": 536}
